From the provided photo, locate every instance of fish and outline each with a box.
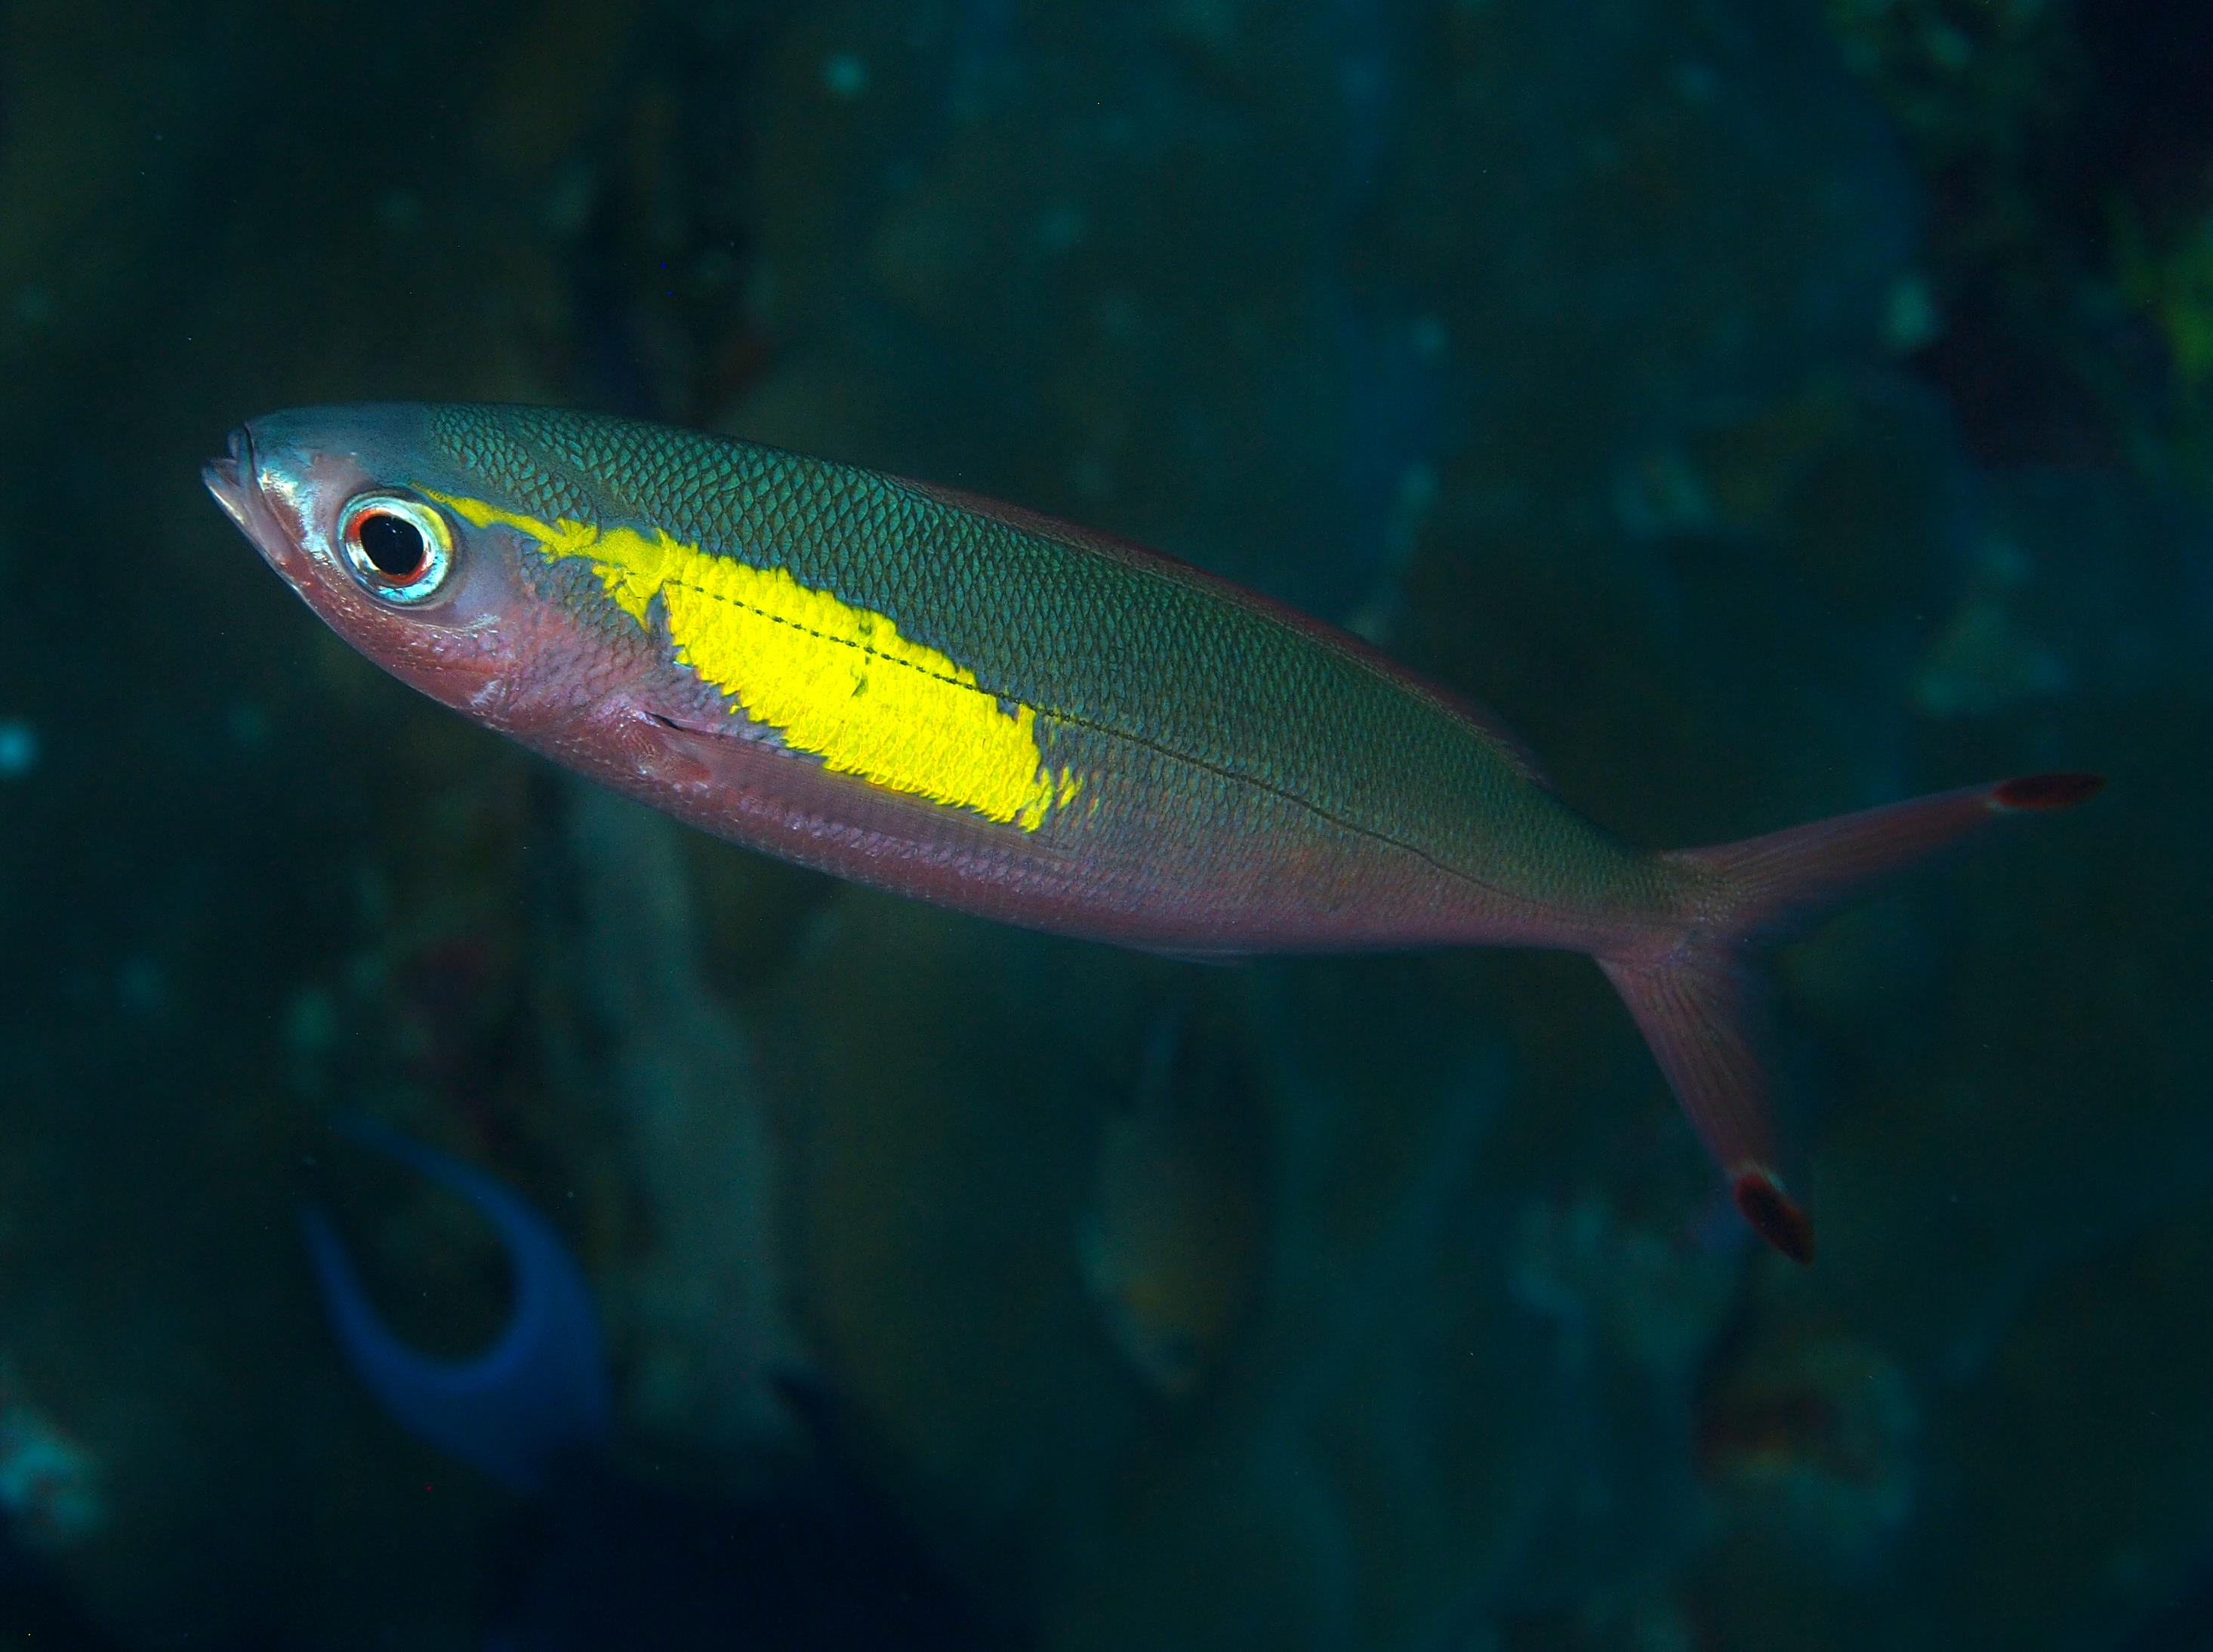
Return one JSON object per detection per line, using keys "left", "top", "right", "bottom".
{"left": 1077, "top": 1010, "right": 1265, "bottom": 1398}
{"left": 205, "top": 403, "right": 2101, "bottom": 1262}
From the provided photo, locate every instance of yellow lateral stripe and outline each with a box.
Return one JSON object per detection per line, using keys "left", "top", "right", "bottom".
{"left": 428, "top": 491, "right": 1080, "bottom": 830}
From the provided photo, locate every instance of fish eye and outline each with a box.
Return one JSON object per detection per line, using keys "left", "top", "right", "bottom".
{"left": 336, "top": 493, "right": 454, "bottom": 605}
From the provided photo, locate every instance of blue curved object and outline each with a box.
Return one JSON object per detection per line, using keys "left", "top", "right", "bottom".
{"left": 301, "top": 1118, "right": 612, "bottom": 1491}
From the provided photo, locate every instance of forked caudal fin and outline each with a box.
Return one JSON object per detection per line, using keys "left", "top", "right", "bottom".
{"left": 1600, "top": 772, "right": 2102, "bottom": 1264}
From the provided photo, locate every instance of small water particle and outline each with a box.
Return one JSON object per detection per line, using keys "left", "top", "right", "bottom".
{"left": 821, "top": 51, "right": 869, "bottom": 99}
{"left": 0, "top": 720, "right": 39, "bottom": 778}
{"left": 14, "top": 288, "right": 53, "bottom": 327}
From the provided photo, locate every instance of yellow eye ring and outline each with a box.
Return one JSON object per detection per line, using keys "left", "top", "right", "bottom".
{"left": 337, "top": 493, "right": 454, "bottom": 605}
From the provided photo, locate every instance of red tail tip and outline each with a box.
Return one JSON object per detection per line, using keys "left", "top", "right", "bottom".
{"left": 1993, "top": 772, "right": 2104, "bottom": 811}
{"left": 1732, "top": 1167, "right": 1814, "bottom": 1265}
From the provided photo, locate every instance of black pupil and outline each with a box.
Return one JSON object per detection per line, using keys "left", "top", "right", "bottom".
{"left": 359, "top": 512, "right": 427, "bottom": 579}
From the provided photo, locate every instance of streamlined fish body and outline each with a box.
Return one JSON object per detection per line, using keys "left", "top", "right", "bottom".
{"left": 207, "top": 403, "right": 2097, "bottom": 1260}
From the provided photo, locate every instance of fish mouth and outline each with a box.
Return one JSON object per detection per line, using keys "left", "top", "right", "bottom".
{"left": 201, "top": 425, "right": 252, "bottom": 520}
{"left": 203, "top": 424, "right": 309, "bottom": 585}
